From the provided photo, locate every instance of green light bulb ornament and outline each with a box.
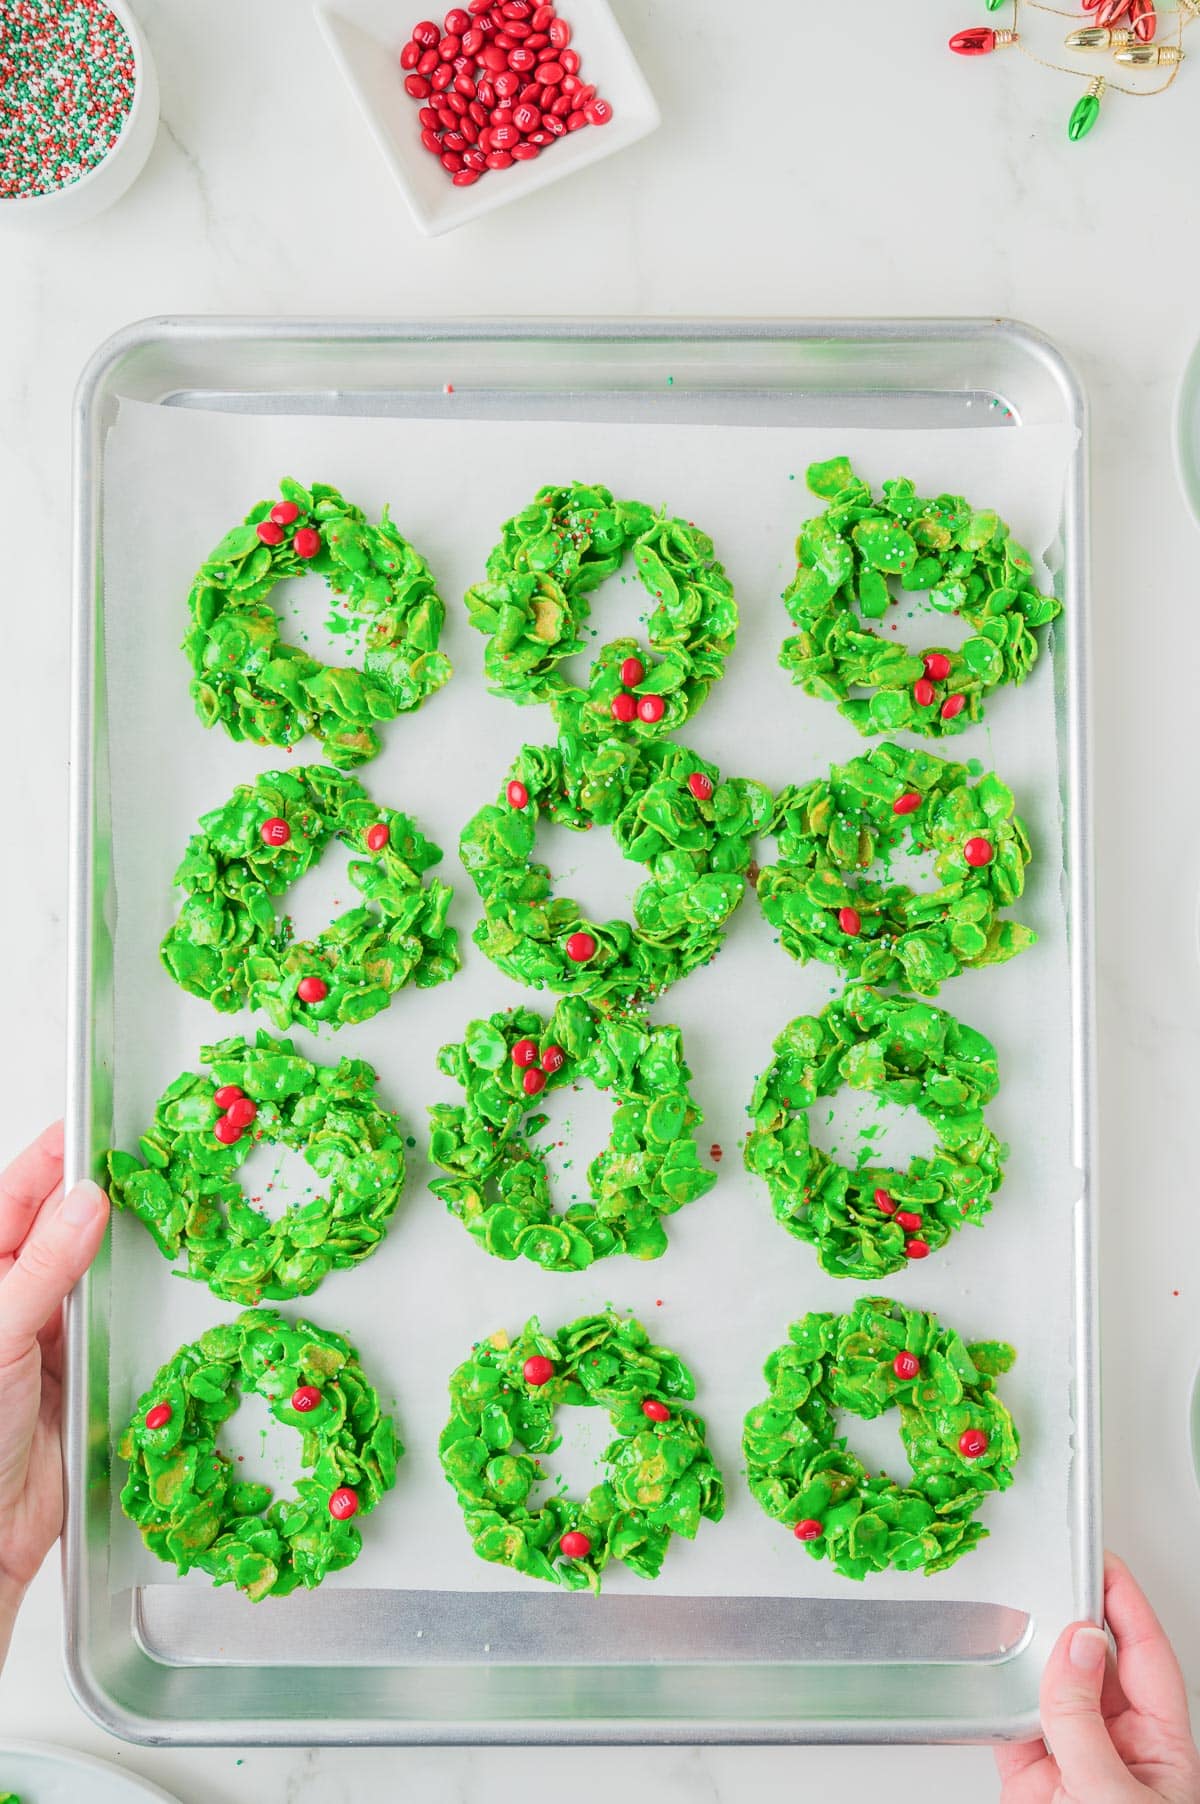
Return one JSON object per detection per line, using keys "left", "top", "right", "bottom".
{"left": 1068, "top": 77, "right": 1105, "bottom": 140}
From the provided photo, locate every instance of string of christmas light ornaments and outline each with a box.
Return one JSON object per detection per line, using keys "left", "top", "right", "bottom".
{"left": 950, "top": 0, "right": 1195, "bottom": 137}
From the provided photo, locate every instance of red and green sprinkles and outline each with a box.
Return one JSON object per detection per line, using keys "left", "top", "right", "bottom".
{"left": 1, "top": 0, "right": 135, "bottom": 199}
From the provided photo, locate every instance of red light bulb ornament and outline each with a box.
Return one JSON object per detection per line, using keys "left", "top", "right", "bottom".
{"left": 949, "top": 25, "right": 1016, "bottom": 53}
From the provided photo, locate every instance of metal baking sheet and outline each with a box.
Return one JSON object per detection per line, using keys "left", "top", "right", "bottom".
{"left": 65, "top": 317, "right": 1098, "bottom": 1745}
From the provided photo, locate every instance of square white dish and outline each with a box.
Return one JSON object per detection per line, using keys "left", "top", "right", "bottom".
{"left": 313, "top": 0, "right": 660, "bottom": 236}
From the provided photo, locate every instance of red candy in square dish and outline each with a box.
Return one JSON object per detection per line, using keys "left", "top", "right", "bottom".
{"left": 400, "top": 1, "right": 611, "bottom": 185}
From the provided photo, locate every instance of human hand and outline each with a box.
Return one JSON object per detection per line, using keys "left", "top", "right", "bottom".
{"left": 996, "top": 1552, "right": 1200, "bottom": 1802}
{"left": 0, "top": 1122, "right": 108, "bottom": 1667}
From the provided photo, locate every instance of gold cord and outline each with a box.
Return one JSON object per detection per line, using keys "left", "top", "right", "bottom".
{"left": 1013, "top": 0, "right": 1187, "bottom": 95}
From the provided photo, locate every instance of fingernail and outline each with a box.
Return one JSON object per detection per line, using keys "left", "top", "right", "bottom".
{"left": 60, "top": 1180, "right": 105, "bottom": 1228}
{"left": 1069, "top": 1625, "right": 1108, "bottom": 1671}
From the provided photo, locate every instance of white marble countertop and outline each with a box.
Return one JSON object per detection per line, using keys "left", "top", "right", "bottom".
{"left": 2, "top": 0, "right": 1199, "bottom": 1797}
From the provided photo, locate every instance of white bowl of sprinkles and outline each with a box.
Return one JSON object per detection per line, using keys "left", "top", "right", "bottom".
{"left": 0, "top": 0, "right": 159, "bottom": 230}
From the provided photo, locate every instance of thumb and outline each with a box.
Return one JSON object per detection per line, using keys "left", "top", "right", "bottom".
{"left": 1040, "top": 1623, "right": 1140, "bottom": 1801}
{"left": 0, "top": 1180, "right": 108, "bottom": 1358}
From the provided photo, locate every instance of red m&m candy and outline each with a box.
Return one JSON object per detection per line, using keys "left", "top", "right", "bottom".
{"left": 565, "top": 931, "right": 596, "bottom": 964}
{"left": 793, "top": 1518, "right": 823, "bottom": 1542}
{"left": 687, "top": 772, "right": 714, "bottom": 801}
{"left": 892, "top": 1352, "right": 921, "bottom": 1381}
{"left": 837, "top": 906, "right": 861, "bottom": 936}
{"left": 293, "top": 527, "right": 321, "bottom": 559}
{"left": 365, "top": 822, "right": 390, "bottom": 851}
{"left": 291, "top": 1386, "right": 321, "bottom": 1413}
{"left": 226, "top": 1097, "right": 257, "bottom": 1129}
{"left": 958, "top": 1429, "right": 989, "bottom": 1459}
{"left": 213, "top": 1084, "right": 245, "bottom": 1109}
{"left": 619, "top": 655, "right": 645, "bottom": 687}
{"left": 507, "top": 779, "right": 529, "bottom": 809}
{"left": 329, "top": 1486, "right": 359, "bottom": 1520}
{"left": 214, "top": 1116, "right": 243, "bottom": 1146}
{"left": 540, "top": 1044, "right": 565, "bottom": 1074}
{"left": 297, "top": 976, "right": 329, "bottom": 1004}
{"left": 893, "top": 791, "right": 921, "bottom": 815}
{"left": 964, "top": 837, "right": 993, "bottom": 867}
{"left": 560, "top": 1530, "right": 591, "bottom": 1559}
{"left": 611, "top": 692, "right": 636, "bottom": 723}
{"left": 260, "top": 817, "right": 290, "bottom": 847}
{"left": 636, "top": 694, "right": 665, "bottom": 724}
{"left": 256, "top": 520, "right": 285, "bottom": 547}
{"left": 923, "top": 652, "right": 951, "bottom": 681}
{"left": 145, "top": 1403, "right": 172, "bottom": 1431}
{"left": 523, "top": 1355, "right": 555, "bottom": 1386}
{"left": 270, "top": 500, "right": 300, "bottom": 527}
{"left": 511, "top": 1037, "right": 539, "bottom": 1067}
{"left": 522, "top": 1067, "right": 547, "bottom": 1097}
{"left": 642, "top": 1398, "right": 670, "bottom": 1422}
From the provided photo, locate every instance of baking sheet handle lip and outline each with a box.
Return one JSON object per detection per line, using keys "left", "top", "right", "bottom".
{"left": 38, "top": 1693, "right": 1048, "bottom": 1751}
{"left": 68, "top": 308, "right": 1095, "bottom": 377}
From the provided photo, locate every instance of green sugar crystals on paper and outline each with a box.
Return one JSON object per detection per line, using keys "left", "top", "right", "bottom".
{"left": 106, "top": 1032, "right": 407, "bottom": 1305}
{"left": 118, "top": 1309, "right": 401, "bottom": 1601}
{"left": 428, "top": 997, "right": 716, "bottom": 1272}
{"left": 439, "top": 1311, "right": 723, "bottom": 1593}
{"left": 160, "top": 763, "right": 459, "bottom": 1032}
{"left": 779, "top": 458, "right": 1061, "bottom": 737}
{"left": 743, "top": 1297, "right": 1019, "bottom": 1578}
{"left": 185, "top": 478, "right": 452, "bottom": 768}
{"left": 745, "top": 984, "right": 1007, "bottom": 1278}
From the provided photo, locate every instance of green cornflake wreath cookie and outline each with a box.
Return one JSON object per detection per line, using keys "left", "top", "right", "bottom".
{"left": 460, "top": 731, "right": 770, "bottom": 1009}
{"left": 184, "top": 478, "right": 451, "bottom": 770}
{"left": 439, "top": 1311, "right": 724, "bottom": 1593}
{"left": 743, "top": 1296, "right": 1019, "bottom": 1578}
{"left": 160, "top": 763, "right": 460, "bottom": 1031}
{"left": 757, "top": 741, "right": 1036, "bottom": 995}
{"left": 118, "top": 1308, "right": 401, "bottom": 1602}
{"left": 778, "top": 457, "right": 1061, "bottom": 738}
{"left": 428, "top": 996, "right": 715, "bottom": 1273}
{"left": 463, "top": 482, "right": 739, "bottom": 741}
{"left": 745, "top": 983, "right": 1007, "bottom": 1279}
{"left": 105, "top": 1031, "right": 407, "bottom": 1306}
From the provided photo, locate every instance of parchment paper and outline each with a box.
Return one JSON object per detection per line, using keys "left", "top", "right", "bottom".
{"left": 99, "top": 401, "right": 1081, "bottom": 1623}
